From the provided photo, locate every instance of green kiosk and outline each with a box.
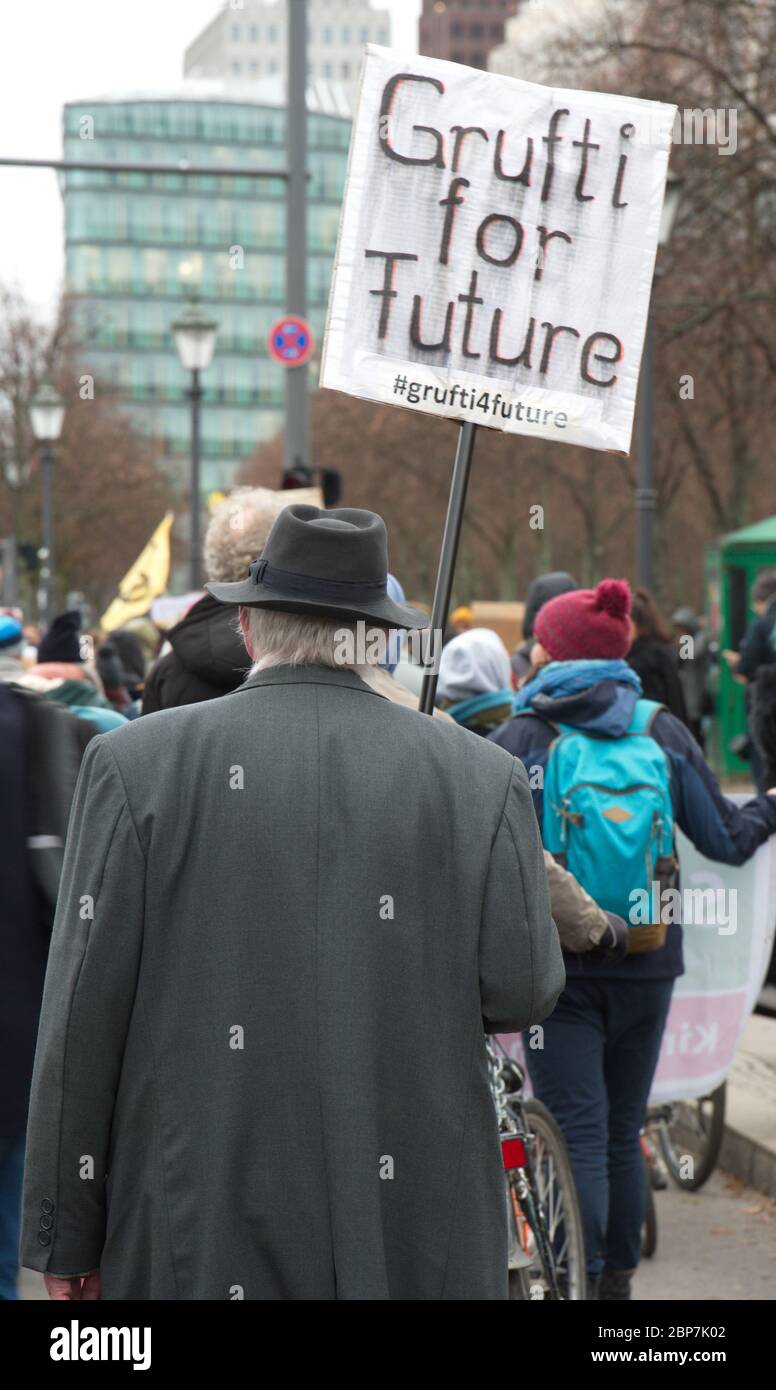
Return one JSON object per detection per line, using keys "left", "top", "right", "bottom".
{"left": 710, "top": 515, "right": 776, "bottom": 779}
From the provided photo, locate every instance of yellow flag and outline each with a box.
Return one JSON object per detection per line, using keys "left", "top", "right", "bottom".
{"left": 101, "top": 513, "right": 174, "bottom": 632}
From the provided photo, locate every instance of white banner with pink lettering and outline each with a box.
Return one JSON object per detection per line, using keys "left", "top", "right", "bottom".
{"left": 496, "top": 804, "right": 776, "bottom": 1104}
{"left": 321, "top": 47, "right": 676, "bottom": 454}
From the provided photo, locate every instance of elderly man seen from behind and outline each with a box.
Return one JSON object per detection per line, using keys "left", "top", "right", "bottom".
{"left": 21, "top": 505, "right": 564, "bottom": 1302}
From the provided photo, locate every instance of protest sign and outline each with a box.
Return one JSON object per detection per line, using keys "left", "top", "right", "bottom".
{"left": 321, "top": 46, "right": 677, "bottom": 455}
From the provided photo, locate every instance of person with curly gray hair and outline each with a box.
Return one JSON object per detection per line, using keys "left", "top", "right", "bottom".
{"left": 142, "top": 487, "right": 292, "bottom": 713}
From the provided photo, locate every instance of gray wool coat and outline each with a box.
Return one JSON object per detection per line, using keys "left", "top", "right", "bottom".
{"left": 21, "top": 664, "right": 564, "bottom": 1300}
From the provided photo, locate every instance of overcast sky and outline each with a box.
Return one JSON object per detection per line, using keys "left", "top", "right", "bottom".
{"left": 0, "top": 0, "right": 421, "bottom": 320}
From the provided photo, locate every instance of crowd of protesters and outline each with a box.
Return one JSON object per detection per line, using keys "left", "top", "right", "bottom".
{"left": 3, "top": 486, "right": 776, "bottom": 1301}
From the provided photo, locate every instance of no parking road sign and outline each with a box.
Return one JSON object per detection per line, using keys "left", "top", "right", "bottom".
{"left": 268, "top": 315, "right": 315, "bottom": 367}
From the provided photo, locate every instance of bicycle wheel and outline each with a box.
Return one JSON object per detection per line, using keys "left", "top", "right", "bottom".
{"left": 656, "top": 1083, "right": 726, "bottom": 1192}
{"left": 641, "top": 1151, "right": 658, "bottom": 1258}
{"left": 507, "top": 1098, "right": 586, "bottom": 1301}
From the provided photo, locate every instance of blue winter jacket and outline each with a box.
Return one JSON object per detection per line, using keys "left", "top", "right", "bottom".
{"left": 490, "top": 660, "right": 776, "bottom": 980}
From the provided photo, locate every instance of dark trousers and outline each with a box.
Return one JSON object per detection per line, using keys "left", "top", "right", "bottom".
{"left": 526, "top": 976, "right": 674, "bottom": 1279}
{"left": 0, "top": 1135, "right": 25, "bottom": 1300}
{"left": 749, "top": 727, "right": 767, "bottom": 793}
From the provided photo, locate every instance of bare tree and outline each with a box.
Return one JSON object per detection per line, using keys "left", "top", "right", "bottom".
{"left": 0, "top": 287, "right": 173, "bottom": 618}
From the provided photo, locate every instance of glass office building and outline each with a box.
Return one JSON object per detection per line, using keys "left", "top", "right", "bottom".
{"left": 62, "top": 81, "right": 351, "bottom": 493}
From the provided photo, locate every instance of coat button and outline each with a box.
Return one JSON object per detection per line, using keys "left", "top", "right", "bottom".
{"left": 40, "top": 1214, "right": 54, "bottom": 1231}
{"left": 40, "top": 1199, "right": 54, "bottom": 1214}
{"left": 37, "top": 1232, "right": 51, "bottom": 1247}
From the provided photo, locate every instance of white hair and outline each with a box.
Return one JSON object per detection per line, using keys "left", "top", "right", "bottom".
{"left": 242, "top": 606, "right": 385, "bottom": 676}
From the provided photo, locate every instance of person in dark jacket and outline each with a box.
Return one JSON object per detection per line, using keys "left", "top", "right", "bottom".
{"left": 727, "top": 569, "right": 776, "bottom": 685}
{"left": 627, "top": 587, "right": 689, "bottom": 726}
{"left": 36, "top": 610, "right": 83, "bottom": 665}
{"left": 724, "top": 569, "right": 776, "bottom": 792}
{"left": 110, "top": 629, "right": 147, "bottom": 692}
{"left": 751, "top": 667, "right": 776, "bottom": 793}
{"left": 672, "top": 606, "right": 713, "bottom": 749}
{"left": 490, "top": 578, "right": 776, "bottom": 1301}
{"left": 512, "top": 571, "right": 577, "bottom": 683}
{"left": 142, "top": 486, "right": 290, "bottom": 712}
{"left": 96, "top": 639, "right": 135, "bottom": 717}
{"left": 97, "top": 629, "right": 148, "bottom": 719}
{"left": 0, "top": 621, "right": 96, "bottom": 1299}
{"left": 27, "top": 609, "right": 123, "bottom": 730}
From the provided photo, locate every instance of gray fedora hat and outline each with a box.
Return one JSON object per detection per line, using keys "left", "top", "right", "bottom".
{"left": 206, "top": 504, "right": 429, "bottom": 630}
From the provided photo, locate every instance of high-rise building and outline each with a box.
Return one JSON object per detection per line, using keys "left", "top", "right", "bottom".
{"left": 184, "top": 0, "right": 391, "bottom": 103}
{"left": 419, "top": 0, "right": 519, "bottom": 70}
{"left": 62, "top": 81, "right": 351, "bottom": 495}
{"left": 489, "top": 0, "right": 613, "bottom": 81}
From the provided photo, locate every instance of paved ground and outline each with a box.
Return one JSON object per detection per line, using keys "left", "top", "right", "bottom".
{"left": 727, "top": 1014, "right": 776, "bottom": 1170}
{"left": 633, "top": 1168, "right": 776, "bottom": 1301}
{"left": 17, "top": 1167, "right": 775, "bottom": 1302}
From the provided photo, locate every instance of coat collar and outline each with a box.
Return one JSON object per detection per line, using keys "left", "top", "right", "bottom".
{"left": 231, "top": 663, "right": 386, "bottom": 700}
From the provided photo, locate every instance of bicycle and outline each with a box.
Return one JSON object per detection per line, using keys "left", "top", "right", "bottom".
{"left": 647, "top": 1083, "right": 726, "bottom": 1192}
{"left": 639, "top": 1129, "right": 668, "bottom": 1259}
{"left": 487, "top": 1037, "right": 586, "bottom": 1300}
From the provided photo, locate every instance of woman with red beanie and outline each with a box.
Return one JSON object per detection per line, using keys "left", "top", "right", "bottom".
{"left": 491, "top": 578, "right": 776, "bottom": 1300}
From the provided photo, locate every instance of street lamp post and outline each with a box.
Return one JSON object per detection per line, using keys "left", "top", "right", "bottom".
{"left": 635, "top": 171, "right": 684, "bottom": 591}
{"left": 29, "top": 381, "right": 65, "bottom": 628}
{"left": 173, "top": 304, "right": 218, "bottom": 591}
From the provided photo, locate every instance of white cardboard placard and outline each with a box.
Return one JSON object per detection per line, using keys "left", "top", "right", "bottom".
{"left": 321, "top": 47, "right": 677, "bottom": 455}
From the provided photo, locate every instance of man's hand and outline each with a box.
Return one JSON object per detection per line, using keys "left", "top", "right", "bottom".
{"left": 44, "top": 1270, "right": 101, "bottom": 1300}
{"left": 590, "top": 912, "right": 629, "bottom": 961}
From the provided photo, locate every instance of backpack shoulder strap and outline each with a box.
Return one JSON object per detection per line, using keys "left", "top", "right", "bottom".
{"left": 513, "top": 707, "right": 562, "bottom": 739}
{"left": 628, "top": 697, "right": 667, "bottom": 737}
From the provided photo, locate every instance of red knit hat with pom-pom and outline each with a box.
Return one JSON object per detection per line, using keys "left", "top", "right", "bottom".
{"left": 533, "top": 579, "right": 632, "bottom": 661}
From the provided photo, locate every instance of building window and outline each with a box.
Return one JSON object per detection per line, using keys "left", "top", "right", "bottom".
{"left": 269, "top": 59, "right": 277, "bottom": 73}
{"left": 360, "top": 26, "right": 368, "bottom": 42}
{"left": 143, "top": 248, "right": 165, "bottom": 289}
{"left": 323, "top": 25, "right": 332, "bottom": 43}
{"left": 232, "top": 61, "right": 241, "bottom": 75}
{"left": 342, "top": 27, "right": 351, "bottom": 43}
{"left": 231, "top": 24, "right": 240, "bottom": 41}
{"left": 323, "top": 61, "right": 333, "bottom": 78}
{"left": 470, "top": 23, "right": 484, "bottom": 38}
{"left": 268, "top": 24, "right": 277, "bottom": 42}
{"left": 249, "top": 25, "right": 258, "bottom": 42}
{"left": 250, "top": 61, "right": 258, "bottom": 75}
{"left": 378, "top": 29, "right": 388, "bottom": 43}
{"left": 342, "top": 61, "right": 350, "bottom": 78}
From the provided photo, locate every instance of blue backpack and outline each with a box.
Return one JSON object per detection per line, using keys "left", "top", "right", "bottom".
{"left": 539, "top": 699, "right": 676, "bottom": 925}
